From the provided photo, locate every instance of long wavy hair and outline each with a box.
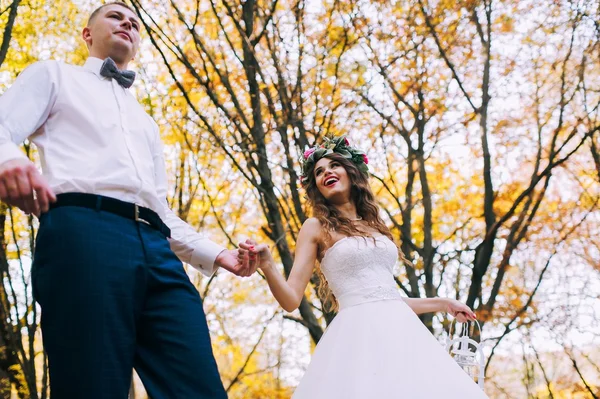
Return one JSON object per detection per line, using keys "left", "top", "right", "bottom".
{"left": 303, "top": 153, "right": 393, "bottom": 312}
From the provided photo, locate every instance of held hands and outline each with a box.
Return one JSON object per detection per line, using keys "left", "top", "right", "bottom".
{"left": 215, "top": 238, "right": 272, "bottom": 277}
{"left": 445, "top": 299, "right": 477, "bottom": 323}
{"left": 237, "top": 239, "right": 273, "bottom": 272}
{"left": 0, "top": 159, "right": 56, "bottom": 216}
{"left": 215, "top": 248, "right": 259, "bottom": 277}
{"left": 213, "top": 239, "right": 265, "bottom": 279}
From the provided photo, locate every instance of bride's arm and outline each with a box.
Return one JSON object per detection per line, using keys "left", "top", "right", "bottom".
{"left": 239, "top": 218, "right": 321, "bottom": 312}
{"left": 403, "top": 298, "right": 447, "bottom": 314}
{"left": 403, "top": 298, "right": 477, "bottom": 322}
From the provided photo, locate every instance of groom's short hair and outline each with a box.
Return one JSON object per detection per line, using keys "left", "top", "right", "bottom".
{"left": 88, "top": 2, "right": 136, "bottom": 26}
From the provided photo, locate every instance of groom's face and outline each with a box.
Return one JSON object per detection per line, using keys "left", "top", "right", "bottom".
{"left": 83, "top": 4, "right": 141, "bottom": 64}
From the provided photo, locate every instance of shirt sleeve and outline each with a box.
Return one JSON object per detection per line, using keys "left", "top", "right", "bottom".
{"left": 0, "top": 61, "right": 60, "bottom": 164}
{"left": 151, "top": 121, "right": 225, "bottom": 276}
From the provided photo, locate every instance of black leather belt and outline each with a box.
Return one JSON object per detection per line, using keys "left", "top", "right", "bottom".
{"left": 49, "top": 193, "right": 171, "bottom": 238}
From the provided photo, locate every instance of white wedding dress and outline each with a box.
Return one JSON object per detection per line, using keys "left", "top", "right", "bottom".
{"left": 292, "top": 235, "right": 489, "bottom": 398}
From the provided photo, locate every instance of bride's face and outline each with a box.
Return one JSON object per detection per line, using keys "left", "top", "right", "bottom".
{"left": 314, "top": 157, "right": 351, "bottom": 203}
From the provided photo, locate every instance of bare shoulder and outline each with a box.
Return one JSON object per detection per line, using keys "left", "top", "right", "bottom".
{"left": 302, "top": 217, "right": 322, "bottom": 231}
{"left": 299, "top": 217, "right": 323, "bottom": 241}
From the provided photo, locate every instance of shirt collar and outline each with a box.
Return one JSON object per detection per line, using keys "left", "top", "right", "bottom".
{"left": 83, "top": 57, "right": 106, "bottom": 78}
{"left": 83, "top": 57, "right": 136, "bottom": 75}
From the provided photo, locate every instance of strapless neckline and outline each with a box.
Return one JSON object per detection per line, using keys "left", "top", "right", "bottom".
{"left": 322, "top": 235, "right": 388, "bottom": 263}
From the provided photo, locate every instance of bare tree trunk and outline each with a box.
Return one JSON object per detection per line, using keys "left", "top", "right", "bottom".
{"left": 129, "top": 0, "right": 328, "bottom": 342}
{"left": 0, "top": 0, "right": 20, "bottom": 66}
{"left": 591, "top": 133, "right": 600, "bottom": 182}
{"left": 466, "top": 0, "right": 495, "bottom": 310}
{"left": 0, "top": 206, "right": 27, "bottom": 397}
{"left": 0, "top": 1, "right": 27, "bottom": 396}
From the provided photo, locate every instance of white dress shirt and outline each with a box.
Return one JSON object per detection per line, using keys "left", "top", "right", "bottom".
{"left": 0, "top": 57, "right": 224, "bottom": 276}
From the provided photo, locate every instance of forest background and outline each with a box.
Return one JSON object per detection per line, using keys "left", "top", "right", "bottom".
{"left": 0, "top": 0, "right": 598, "bottom": 398}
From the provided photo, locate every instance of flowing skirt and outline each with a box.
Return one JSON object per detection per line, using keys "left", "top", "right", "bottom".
{"left": 292, "top": 299, "right": 489, "bottom": 399}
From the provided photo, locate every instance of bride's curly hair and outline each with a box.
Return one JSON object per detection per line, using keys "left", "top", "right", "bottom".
{"left": 302, "top": 153, "right": 394, "bottom": 312}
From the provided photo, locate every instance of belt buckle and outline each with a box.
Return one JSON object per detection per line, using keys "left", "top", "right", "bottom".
{"left": 134, "top": 204, "right": 151, "bottom": 226}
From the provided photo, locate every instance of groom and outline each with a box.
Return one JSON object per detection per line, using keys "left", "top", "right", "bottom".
{"left": 0, "top": 2, "right": 251, "bottom": 398}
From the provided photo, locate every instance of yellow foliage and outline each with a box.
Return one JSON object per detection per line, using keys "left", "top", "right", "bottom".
{"left": 0, "top": 0, "right": 598, "bottom": 397}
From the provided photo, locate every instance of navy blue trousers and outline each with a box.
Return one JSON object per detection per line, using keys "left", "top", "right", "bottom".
{"left": 32, "top": 205, "right": 227, "bottom": 399}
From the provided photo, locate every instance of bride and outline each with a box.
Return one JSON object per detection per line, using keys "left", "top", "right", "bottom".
{"left": 239, "top": 136, "right": 489, "bottom": 398}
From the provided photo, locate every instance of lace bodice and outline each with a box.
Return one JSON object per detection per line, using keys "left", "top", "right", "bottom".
{"left": 321, "top": 235, "right": 402, "bottom": 310}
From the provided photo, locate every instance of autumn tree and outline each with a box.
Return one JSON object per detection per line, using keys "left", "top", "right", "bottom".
{"left": 128, "top": 0, "right": 361, "bottom": 345}
{"left": 127, "top": 0, "right": 599, "bottom": 395}
{"left": 0, "top": 0, "right": 29, "bottom": 396}
{"left": 0, "top": 0, "right": 88, "bottom": 397}
{"left": 0, "top": 0, "right": 597, "bottom": 397}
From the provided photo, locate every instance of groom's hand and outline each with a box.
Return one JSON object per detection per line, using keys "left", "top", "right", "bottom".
{"left": 0, "top": 159, "right": 56, "bottom": 216}
{"left": 215, "top": 249, "right": 255, "bottom": 277}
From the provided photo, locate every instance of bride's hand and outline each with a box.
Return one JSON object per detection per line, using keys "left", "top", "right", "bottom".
{"left": 238, "top": 239, "right": 274, "bottom": 272}
{"left": 445, "top": 299, "right": 477, "bottom": 323}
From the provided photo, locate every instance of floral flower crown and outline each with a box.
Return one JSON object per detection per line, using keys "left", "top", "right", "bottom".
{"left": 299, "top": 135, "right": 369, "bottom": 186}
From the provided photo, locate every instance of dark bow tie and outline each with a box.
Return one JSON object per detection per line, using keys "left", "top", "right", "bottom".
{"left": 99, "top": 58, "right": 136, "bottom": 88}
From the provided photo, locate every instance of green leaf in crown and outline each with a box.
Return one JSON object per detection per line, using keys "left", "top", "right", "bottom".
{"left": 299, "top": 134, "right": 370, "bottom": 187}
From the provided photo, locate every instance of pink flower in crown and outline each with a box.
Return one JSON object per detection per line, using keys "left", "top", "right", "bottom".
{"left": 362, "top": 154, "right": 369, "bottom": 164}
{"left": 344, "top": 137, "right": 350, "bottom": 145}
{"left": 303, "top": 148, "right": 316, "bottom": 159}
